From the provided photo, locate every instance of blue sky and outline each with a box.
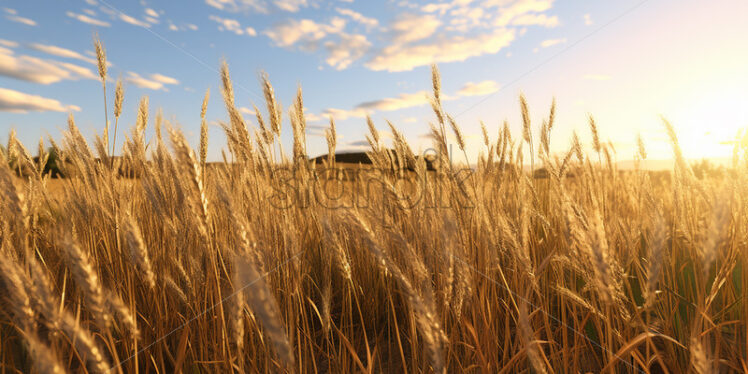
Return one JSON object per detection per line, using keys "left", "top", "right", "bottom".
{"left": 1, "top": 0, "right": 747, "bottom": 162}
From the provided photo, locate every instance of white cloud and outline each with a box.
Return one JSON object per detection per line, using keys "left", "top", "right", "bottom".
{"left": 583, "top": 74, "right": 610, "bottom": 81}
{"left": 66, "top": 11, "right": 111, "bottom": 27}
{"left": 305, "top": 112, "right": 324, "bottom": 123}
{"left": 264, "top": 16, "right": 370, "bottom": 69}
{"left": 28, "top": 43, "right": 98, "bottom": 65}
{"left": 239, "top": 107, "right": 256, "bottom": 115}
{"left": 492, "top": 0, "right": 554, "bottom": 27}
{"left": 126, "top": 72, "right": 179, "bottom": 91}
{"left": 119, "top": 12, "right": 150, "bottom": 27}
{"left": 389, "top": 14, "right": 441, "bottom": 44}
{"left": 204, "top": 0, "right": 307, "bottom": 13}
{"left": 324, "top": 33, "right": 370, "bottom": 70}
{"left": 0, "top": 87, "right": 80, "bottom": 113}
{"left": 54, "top": 61, "right": 98, "bottom": 80}
{"left": 264, "top": 17, "right": 346, "bottom": 48}
{"left": 0, "top": 39, "right": 18, "bottom": 48}
{"left": 321, "top": 107, "right": 367, "bottom": 121}
{"left": 449, "top": 5, "right": 485, "bottom": 30}
{"left": 168, "top": 22, "right": 199, "bottom": 32}
{"left": 6, "top": 15, "right": 37, "bottom": 26}
{"left": 367, "top": 28, "right": 515, "bottom": 72}
{"left": 584, "top": 13, "right": 592, "bottom": 26}
{"left": 335, "top": 8, "right": 378, "bottom": 29}
{"left": 275, "top": 0, "right": 307, "bottom": 12}
{"left": 539, "top": 37, "right": 566, "bottom": 48}
{"left": 209, "top": 15, "right": 257, "bottom": 36}
{"left": 0, "top": 47, "right": 96, "bottom": 84}
{"left": 357, "top": 90, "right": 431, "bottom": 111}
{"left": 205, "top": 0, "right": 240, "bottom": 11}
{"left": 150, "top": 73, "right": 180, "bottom": 85}
{"left": 99, "top": 6, "right": 116, "bottom": 17}
{"left": 3, "top": 8, "right": 17, "bottom": 15}
{"left": 457, "top": 80, "right": 500, "bottom": 96}
{"left": 422, "top": 3, "right": 452, "bottom": 15}
{"left": 322, "top": 89, "right": 433, "bottom": 120}
{"left": 145, "top": 8, "right": 159, "bottom": 18}
{"left": 321, "top": 76, "right": 500, "bottom": 122}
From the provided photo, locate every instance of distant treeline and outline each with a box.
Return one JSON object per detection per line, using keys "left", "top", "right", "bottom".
{"left": 1, "top": 144, "right": 728, "bottom": 180}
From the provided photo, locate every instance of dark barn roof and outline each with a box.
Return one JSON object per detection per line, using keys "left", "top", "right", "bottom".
{"left": 309, "top": 150, "right": 436, "bottom": 171}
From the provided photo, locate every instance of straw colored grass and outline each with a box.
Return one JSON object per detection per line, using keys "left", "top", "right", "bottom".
{"left": 0, "top": 42, "right": 746, "bottom": 373}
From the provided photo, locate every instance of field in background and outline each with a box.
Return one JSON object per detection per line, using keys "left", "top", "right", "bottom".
{"left": 0, "top": 57, "right": 746, "bottom": 374}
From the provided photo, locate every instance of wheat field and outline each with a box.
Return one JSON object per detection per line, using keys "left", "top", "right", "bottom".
{"left": 0, "top": 41, "right": 746, "bottom": 374}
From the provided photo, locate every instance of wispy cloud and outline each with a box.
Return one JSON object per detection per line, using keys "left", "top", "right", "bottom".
{"left": 28, "top": 43, "right": 98, "bottom": 65}
{"left": 0, "top": 39, "right": 18, "bottom": 48}
{"left": 239, "top": 107, "right": 256, "bottom": 115}
{"left": 264, "top": 17, "right": 346, "bottom": 48}
{"left": 389, "top": 14, "right": 441, "bottom": 45}
{"left": 168, "top": 22, "right": 199, "bottom": 32}
{"left": 0, "top": 47, "right": 95, "bottom": 84}
{"left": 4, "top": 8, "right": 36, "bottom": 26}
{"left": 324, "top": 33, "right": 370, "bottom": 70}
{"left": 145, "top": 8, "right": 160, "bottom": 18}
{"left": 0, "top": 87, "right": 80, "bottom": 113}
{"left": 249, "top": 0, "right": 557, "bottom": 72}
{"left": 209, "top": 15, "right": 256, "bottom": 36}
{"left": 66, "top": 11, "right": 111, "bottom": 27}
{"left": 457, "top": 80, "right": 500, "bottom": 96}
{"left": 125, "top": 72, "right": 180, "bottom": 91}
{"left": 367, "top": 28, "right": 516, "bottom": 72}
{"left": 118, "top": 12, "right": 150, "bottom": 28}
{"left": 320, "top": 78, "right": 503, "bottom": 122}
{"left": 322, "top": 90, "right": 432, "bottom": 120}
{"left": 335, "top": 8, "right": 378, "bottom": 29}
{"left": 205, "top": 0, "right": 307, "bottom": 13}
{"left": 492, "top": 0, "right": 555, "bottom": 27}
{"left": 539, "top": 37, "right": 566, "bottom": 48}
{"left": 7, "top": 15, "right": 36, "bottom": 26}
{"left": 150, "top": 73, "right": 179, "bottom": 85}
{"left": 358, "top": 90, "right": 431, "bottom": 112}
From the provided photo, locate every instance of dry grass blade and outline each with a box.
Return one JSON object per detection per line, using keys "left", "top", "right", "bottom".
{"left": 261, "top": 72, "right": 283, "bottom": 136}
{"left": 23, "top": 332, "right": 66, "bottom": 374}
{"left": 123, "top": 213, "right": 156, "bottom": 290}
{"left": 588, "top": 114, "right": 601, "bottom": 154}
{"left": 168, "top": 124, "right": 211, "bottom": 237}
{"left": 61, "top": 235, "right": 111, "bottom": 330}
{"left": 518, "top": 303, "right": 549, "bottom": 374}
{"left": 234, "top": 252, "right": 295, "bottom": 368}
{"left": 200, "top": 89, "right": 210, "bottom": 169}
{"left": 0, "top": 257, "right": 36, "bottom": 331}
{"left": 346, "top": 212, "right": 447, "bottom": 374}
{"left": 645, "top": 216, "right": 667, "bottom": 307}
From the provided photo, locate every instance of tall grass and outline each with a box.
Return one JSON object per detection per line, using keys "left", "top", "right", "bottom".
{"left": 0, "top": 42, "right": 746, "bottom": 373}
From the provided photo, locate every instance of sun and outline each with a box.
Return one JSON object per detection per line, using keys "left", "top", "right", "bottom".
{"left": 667, "top": 86, "right": 748, "bottom": 160}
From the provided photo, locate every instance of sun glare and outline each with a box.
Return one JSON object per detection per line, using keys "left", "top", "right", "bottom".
{"left": 667, "top": 86, "right": 748, "bottom": 161}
